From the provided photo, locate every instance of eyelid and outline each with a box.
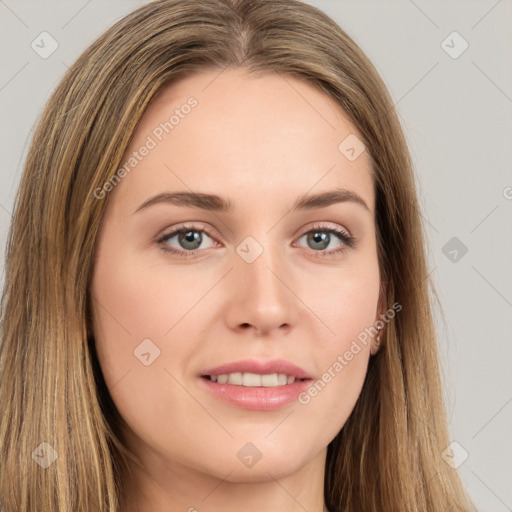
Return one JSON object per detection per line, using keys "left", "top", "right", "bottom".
{"left": 157, "top": 222, "right": 220, "bottom": 243}
{"left": 299, "top": 221, "right": 354, "bottom": 240}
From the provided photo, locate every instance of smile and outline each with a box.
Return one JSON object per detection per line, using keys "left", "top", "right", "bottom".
{"left": 198, "top": 359, "right": 313, "bottom": 410}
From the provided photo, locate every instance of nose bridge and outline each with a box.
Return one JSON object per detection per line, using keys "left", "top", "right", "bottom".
{"left": 237, "top": 233, "right": 287, "bottom": 300}
{"left": 227, "top": 232, "right": 297, "bottom": 332}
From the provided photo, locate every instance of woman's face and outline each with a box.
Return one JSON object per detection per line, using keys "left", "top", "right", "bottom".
{"left": 90, "top": 68, "right": 381, "bottom": 486}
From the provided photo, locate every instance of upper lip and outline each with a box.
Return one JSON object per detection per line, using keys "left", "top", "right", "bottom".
{"left": 201, "top": 359, "right": 313, "bottom": 380}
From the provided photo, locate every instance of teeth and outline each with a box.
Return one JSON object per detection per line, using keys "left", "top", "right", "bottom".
{"left": 244, "top": 372, "right": 261, "bottom": 386}
{"left": 261, "top": 374, "right": 279, "bottom": 386}
{"left": 227, "top": 372, "right": 243, "bottom": 385}
{"left": 209, "top": 372, "right": 298, "bottom": 387}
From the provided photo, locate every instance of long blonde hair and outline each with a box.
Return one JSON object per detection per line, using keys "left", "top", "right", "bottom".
{"left": 0, "top": 0, "right": 474, "bottom": 510}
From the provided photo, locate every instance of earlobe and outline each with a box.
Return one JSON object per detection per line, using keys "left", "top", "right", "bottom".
{"left": 371, "top": 324, "right": 384, "bottom": 355}
{"left": 371, "top": 282, "right": 388, "bottom": 355}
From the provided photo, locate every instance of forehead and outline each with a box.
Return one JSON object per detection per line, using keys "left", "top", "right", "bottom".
{"left": 112, "top": 68, "right": 374, "bottom": 215}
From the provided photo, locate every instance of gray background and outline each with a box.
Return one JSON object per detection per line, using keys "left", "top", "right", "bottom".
{"left": 1, "top": 1, "right": 511, "bottom": 510}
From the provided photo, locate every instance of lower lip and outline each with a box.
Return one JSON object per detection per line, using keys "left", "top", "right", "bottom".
{"left": 199, "top": 377, "right": 312, "bottom": 411}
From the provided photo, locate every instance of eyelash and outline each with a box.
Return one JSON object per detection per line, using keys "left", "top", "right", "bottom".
{"left": 156, "top": 222, "right": 357, "bottom": 258}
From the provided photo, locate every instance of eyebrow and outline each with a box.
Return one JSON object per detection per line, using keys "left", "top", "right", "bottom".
{"left": 132, "top": 187, "right": 370, "bottom": 215}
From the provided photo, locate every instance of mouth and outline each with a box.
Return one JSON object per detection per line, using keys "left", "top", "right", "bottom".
{"left": 198, "top": 360, "right": 314, "bottom": 411}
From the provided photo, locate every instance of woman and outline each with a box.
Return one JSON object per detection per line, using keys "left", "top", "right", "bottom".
{"left": 0, "top": 0, "right": 474, "bottom": 511}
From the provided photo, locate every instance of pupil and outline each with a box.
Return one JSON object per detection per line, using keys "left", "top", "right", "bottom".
{"left": 180, "top": 230, "right": 201, "bottom": 250}
{"left": 309, "top": 231, "right": 329, "bottom": 250}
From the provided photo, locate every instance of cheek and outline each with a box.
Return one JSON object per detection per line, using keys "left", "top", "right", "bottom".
{"left": 89, "top": 248, "right": 217, "bottom": 455}
{"left": 88, "top": 242, "right": 204, "bottom": 403}
{"left": 296, "top": 260, "right": 379, "bottom": 427}
{"left": 307, "top": 255, "right": 380, "bottom": 352}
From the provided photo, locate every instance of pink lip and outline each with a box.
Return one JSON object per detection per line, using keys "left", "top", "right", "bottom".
{"left": 198, "top": 359, "right": 313, "bottom": 411}
{"left": 198, "top": 377, "right": 312, "bottom": 411}
{"left": 200, "top": 359, "right": 312, "bottom": 379}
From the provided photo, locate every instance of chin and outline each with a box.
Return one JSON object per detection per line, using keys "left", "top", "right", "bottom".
{"left": 216, "top": 457, "right": 306, "bottom": 483}
{"left": 194, "top": 440, "right": 315, "bottom": 483}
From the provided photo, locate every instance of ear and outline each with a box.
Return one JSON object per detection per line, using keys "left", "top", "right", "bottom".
{"left": 371, "top": 281, "right": 387, "bottom": 355}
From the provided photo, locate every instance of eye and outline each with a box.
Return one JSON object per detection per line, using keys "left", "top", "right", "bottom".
{"left": 295, "top": 223, "right": 356, "bottom": 256}
{"left": 157, "top": 223, "right": 217, "bottom": 256}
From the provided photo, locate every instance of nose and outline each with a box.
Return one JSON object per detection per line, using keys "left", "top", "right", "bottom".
{"left": 224, "top": 241, "right": 299, "bottom": 337}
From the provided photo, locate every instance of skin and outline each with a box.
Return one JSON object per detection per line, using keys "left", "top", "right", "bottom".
{"left": 89, "top": 68, "right": 384, "bottom": 512}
